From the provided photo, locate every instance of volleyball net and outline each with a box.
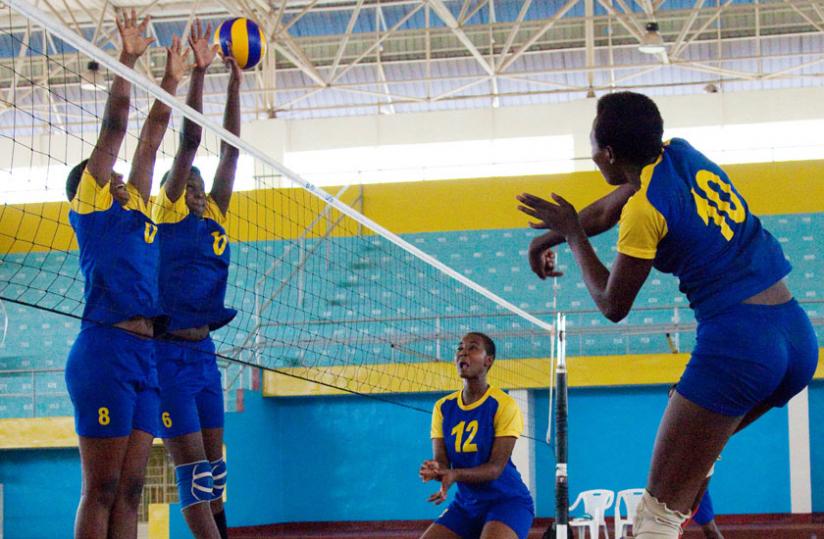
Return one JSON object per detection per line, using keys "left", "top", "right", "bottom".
{"left": 0, "top": 1, "right": 555, "bottom": 424}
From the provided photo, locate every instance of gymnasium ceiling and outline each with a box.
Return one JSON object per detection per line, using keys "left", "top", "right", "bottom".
{"left": 0, "top": 0, "right": 823, "bottom": 127}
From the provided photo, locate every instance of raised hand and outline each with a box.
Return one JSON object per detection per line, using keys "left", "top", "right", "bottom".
{"left": 189, "top": 19, "right": 219, "bottom": 71}
{"left": 223, "top": 52, "right": 243, "bottom": 85}
{"left": 116, "top": 9, "right": 155, "bottom": 62}
{"left": 164, "top": 35, "right": 189, "bottom": 83}
{"left": 517, "top": 192, "right": 583, "bottom": 240}
{"left": 529, "top": 240, "right": 564, "bottom": 279}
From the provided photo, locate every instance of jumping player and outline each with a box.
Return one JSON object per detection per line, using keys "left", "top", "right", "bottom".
{"left": 419, "top": 333, "right": 535, "bottom": 539}
{"left": 64, "top": 12, "right": 187, "bottom": 537}
{"left": 153, "top": 22, "right": 242, "bottom": 539}
{"left": 517, "top": 91, "right": 817, "bottom": 538}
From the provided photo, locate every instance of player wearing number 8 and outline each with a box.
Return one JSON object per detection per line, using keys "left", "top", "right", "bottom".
{"left": 517, "top": 91, "right": 818, "bottom": 538}
{"left": 419, "top": 333, "right": 534, "bottom": 539}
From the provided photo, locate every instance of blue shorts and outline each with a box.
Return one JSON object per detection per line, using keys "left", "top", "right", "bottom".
{"left": 693, "top": 490, "right": 715, "bottom": 526}
{"left": 156, "top": 336, "right": 224, "bottom": 438}
{"left": 678, "top": 299, "right": 818, "bottom": 416}
{"left": 435, "top": 496, "right": 534, "bottom": 539}
{"left": 65, "top": 325, "right": 159, "bottom": 438}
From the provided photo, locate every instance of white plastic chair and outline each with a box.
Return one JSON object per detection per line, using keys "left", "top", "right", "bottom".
{"left": 569, "top": 489, "right": 614, "bottom": 538}
{"left": 614, "top": 488, "right": 645, "bottom": 539}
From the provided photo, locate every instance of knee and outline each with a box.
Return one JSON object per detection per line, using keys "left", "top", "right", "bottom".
{"left": 118, "top": 476, "right": 146, "bottom": 510}
{"left": 83, "top": 478, "right": 119, "bottom": 509}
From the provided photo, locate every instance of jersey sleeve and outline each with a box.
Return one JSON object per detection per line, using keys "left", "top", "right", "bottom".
{"left": 203, "top": 195, "right": 228, "bottom": 227}
{"left": 153, "top": 187, "right": 190, "bottom": 224}
{"left": 123, "top": 183, "right": 150, "bottom": 216}
{"left": 616, "top": 188, "right": 668, "bottom": 260}
{"left": 493, "top": 395, "right": 523, "bottom": 438}
{"left": 430, "top": 400, "right": 445, "bottom": 439}
{"left": 70, "top": 169, "right": 113, "bottom": 214}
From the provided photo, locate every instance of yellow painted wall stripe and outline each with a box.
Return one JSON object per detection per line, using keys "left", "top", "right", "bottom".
{"left": 263, "top": 349, "right": 824, "bottom": 397}
{"left": 0, "top": 350, "right": 820, "bottom": 448}
{"left": 0, "top": 417, "right": 165, "bottom": 450}
{"left": 3, "top": 160, "right": 823, "bottom": 254}
{"left": 148, "top": 503, "right": 170, "bottom": 539}
{"left": 0, "top": 417, "right": 77, "bottom": 448}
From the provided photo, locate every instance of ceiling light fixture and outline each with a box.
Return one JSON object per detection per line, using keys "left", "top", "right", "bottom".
{"left": 639, "top": 22, "right": 666, "bottom": 55}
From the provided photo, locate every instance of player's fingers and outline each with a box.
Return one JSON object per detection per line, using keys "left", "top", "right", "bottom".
{"left": 528, "top": 221, "right": 549, "bottom": 229}
{"left": 551, "top": 192, "right": 573, "bottom": 208}
{"left": 517, "top": 206, "right": 540, "bottom": 219}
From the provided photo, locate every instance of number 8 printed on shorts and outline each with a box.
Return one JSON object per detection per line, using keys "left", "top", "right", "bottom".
{"left": 98, "top": 407, "right": 110, "bottom": 426}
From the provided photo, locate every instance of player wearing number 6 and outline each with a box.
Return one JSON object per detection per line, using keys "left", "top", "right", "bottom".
{"left": 419, "top": 333, "right": 534, "bottom": 539}
{"left": 152, "top": 20, "right": 242, "bottom": 539}
{"left": 517, "top": 91, "right": 817, "bottom": 538}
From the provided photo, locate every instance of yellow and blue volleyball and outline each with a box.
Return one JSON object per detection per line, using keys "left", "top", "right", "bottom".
{"left": 213, "top": 18, "right": 267, "bottom": 70}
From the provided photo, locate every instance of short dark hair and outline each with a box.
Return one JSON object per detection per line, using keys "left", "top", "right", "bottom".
{"left": 160, "top": 165, "right": 202, "bottom": 188}
{"left": 66, "top": 159, "right": 89, "bottom": 201}
{"left": 594, "top": 91, "right": 663, "bottom": 167}
{"left": 467, "top": 332, "right": 496, "bottom": 358}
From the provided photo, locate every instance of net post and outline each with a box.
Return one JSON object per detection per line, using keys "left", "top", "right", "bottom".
{"left": 554, "top": 314, "right": 568, "bottom": 539}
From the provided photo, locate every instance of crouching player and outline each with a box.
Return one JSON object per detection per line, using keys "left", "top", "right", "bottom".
{"left": 420, "top": 333, "right": 535, "bottom": 539}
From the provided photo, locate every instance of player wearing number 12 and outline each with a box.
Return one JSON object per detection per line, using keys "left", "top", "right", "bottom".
{"left": 419, "top": 333, "right": 534, "bottom": 539}
{"left": 517, "top": 92, "right": 818, "bottom": 538}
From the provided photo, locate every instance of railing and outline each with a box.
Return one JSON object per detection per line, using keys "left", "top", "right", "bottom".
{"left": 0, "top": 300, "right": 820, "bottom": 418}
{"left": 0, "top": 362, "right": 252, "bottom": 419}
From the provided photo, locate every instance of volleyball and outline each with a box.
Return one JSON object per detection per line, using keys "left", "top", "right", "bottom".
{"left": 213, "top": 17, "right": 267, "bottom": 70}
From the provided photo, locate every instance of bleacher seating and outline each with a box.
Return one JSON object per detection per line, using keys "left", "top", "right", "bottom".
{"left": 0, "top": 213, "right": 821, "bottom": 418}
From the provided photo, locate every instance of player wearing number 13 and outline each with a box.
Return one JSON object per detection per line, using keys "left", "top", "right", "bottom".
{"left": 419, "top": 333, "right": 534, "bottom": 539}
{"left": 517, "top": 92, "right": 818, "bottom": 539}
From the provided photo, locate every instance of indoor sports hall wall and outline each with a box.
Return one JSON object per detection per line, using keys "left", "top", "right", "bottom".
{"left": 1, "top": 160, "right": 822, "bottom": 536}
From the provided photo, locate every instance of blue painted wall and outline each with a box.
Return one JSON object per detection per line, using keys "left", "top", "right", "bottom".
{"left": 0, "top": 383, "right": 809, "bottom": 537}
{"left": 0, "top": 448, "right": 80, "bottom": 539}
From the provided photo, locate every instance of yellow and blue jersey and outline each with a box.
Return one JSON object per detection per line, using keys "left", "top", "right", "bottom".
{"left": 68, "top": 169, "right": 163, "bottom": 328}
{"left": 153, "top": 188, "right": 236, "bottom": 332}
{"left": 617, "top": 138, "right": 791, "bottom": 320}
{"left": 431, "top": 386, "right": 531, "bottom": 506}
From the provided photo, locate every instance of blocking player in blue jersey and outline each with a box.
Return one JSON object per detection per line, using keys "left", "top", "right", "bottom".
{"left": 517, "top": 92, "right": 817, "bottom": 538}
{"left": 63, "top": 11, "right": 187, "bottom": 538}
{"left": 152, "top": 21, "right": 241, "bottom": 539}
{"left": 420, "top": 333, "right": 535, "bottom": 539}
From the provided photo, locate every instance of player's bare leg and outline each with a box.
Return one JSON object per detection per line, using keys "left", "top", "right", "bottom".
{"left": 202, "top": 427, "right": 227, "bottom": 539}
{"left": 108, "top": 429, "right": 153, "bottom": 539}
{"left": 481, "top": 521, "right": 519, "bottom": 539}
{"left": 420, "top": 523, "right": 461, "bottom": 539}
{"left": 164, "top": 432, "right": 221, "bottom": 539}
{"left": 635, "top": 392, "right": 742, "bottom": 538}
{"left": 75, "top": 435, "right": 131, "bottom": 538}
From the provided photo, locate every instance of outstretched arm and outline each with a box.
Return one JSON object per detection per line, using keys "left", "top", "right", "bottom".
{"left": 126, "top": 35, "right": 188, "bottom": 203}
{"left": 163, "top": 20, "right": 218, "bottom": 203}
{"left": 524, "top": 184, "right": 636, "bottom": 279}
{"left": 85, "top": 10, "right": 154, "bottom": 186}
{"left": 518, "top": 192, "right": 653, "bottom": 322}
{"left": 209, "top": 54, "right": 243, "bottom": 215}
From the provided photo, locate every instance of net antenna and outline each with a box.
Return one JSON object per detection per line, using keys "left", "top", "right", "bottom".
{"left": 546, "top": 252, "right": 560, "bottom": 445}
